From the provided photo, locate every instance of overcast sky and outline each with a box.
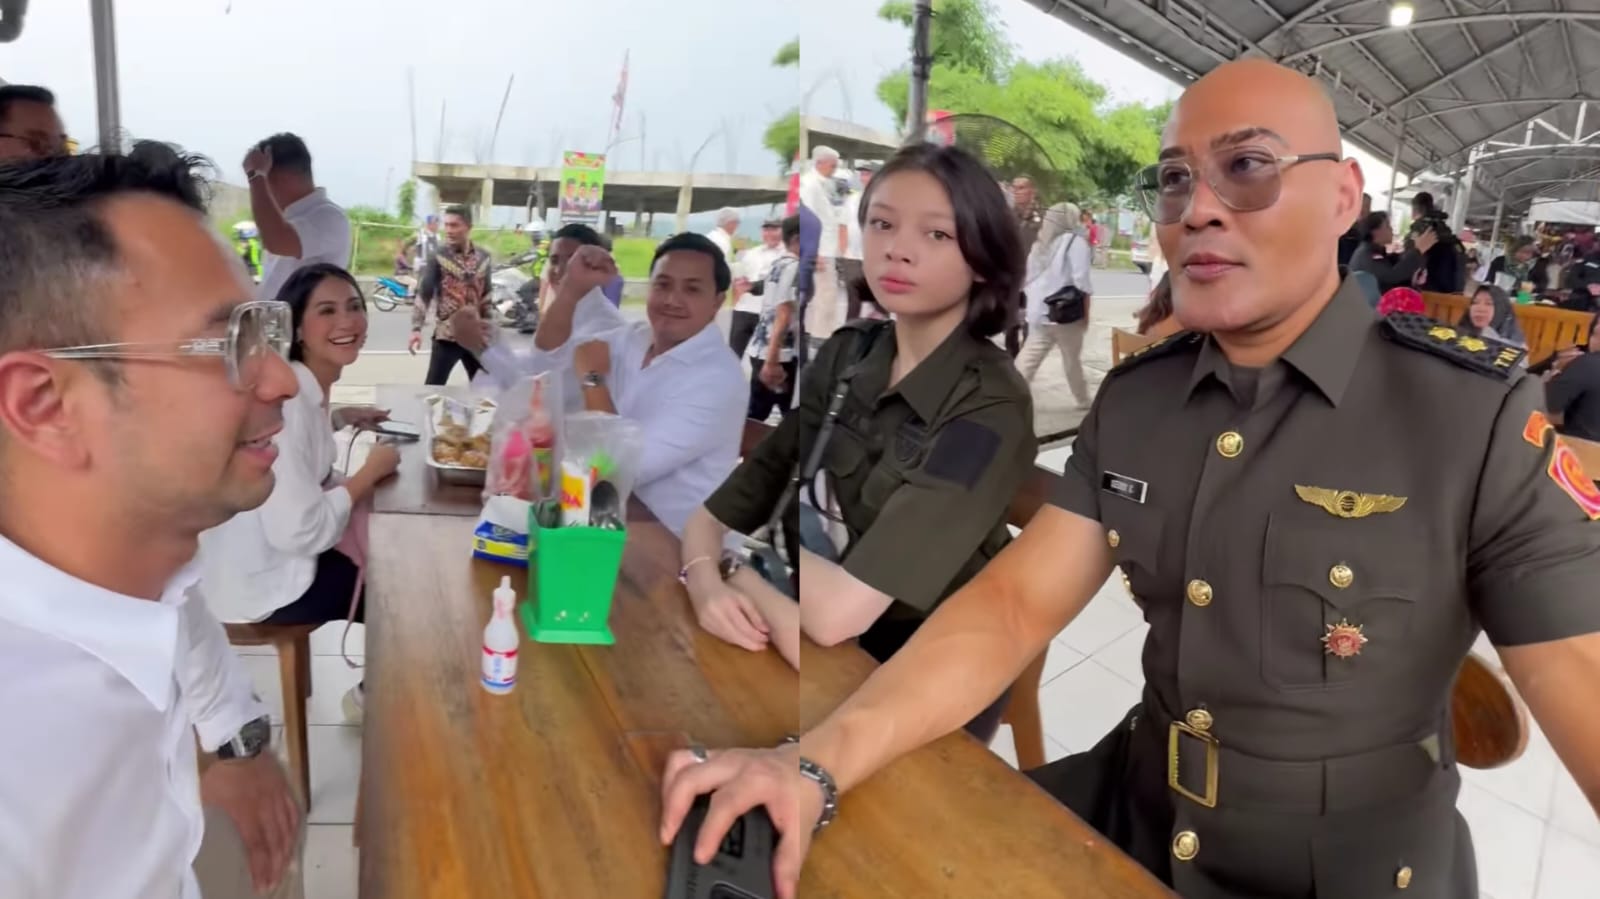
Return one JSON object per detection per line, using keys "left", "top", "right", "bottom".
{"left": 3, "top": 0, "right": 1396, "bottom": 220}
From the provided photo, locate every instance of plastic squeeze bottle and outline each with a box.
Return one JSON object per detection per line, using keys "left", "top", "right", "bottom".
{"left": 482, "top": 576, "right": 520, "bottom": 695}
{"left": 527, "top": 381, "right": 557, "bottom": 499}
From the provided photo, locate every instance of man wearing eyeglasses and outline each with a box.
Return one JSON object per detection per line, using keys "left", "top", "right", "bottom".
{"left": 0, "top": 145, "right": 306, "bottom": 898}
{"left": 0, "top": 84, "right": 67, "bottom": 161}
{"left": 658, "top": 59, "right": 1600, "bottom": 899}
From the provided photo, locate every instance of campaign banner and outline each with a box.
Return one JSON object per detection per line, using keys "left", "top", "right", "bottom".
{"left": 559, "top": 152, "right": 607, "bottom": 223}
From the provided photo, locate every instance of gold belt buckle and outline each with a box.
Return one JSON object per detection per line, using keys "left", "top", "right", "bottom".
{"left": 1167, "top": 720, "right": 1220, "bottom": 808}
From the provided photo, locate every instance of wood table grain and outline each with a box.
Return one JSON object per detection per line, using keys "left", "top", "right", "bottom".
{"left": 359, "top": 512, "right": 1170, "bottom": 898}
{"left": 371, "top": 384, "right": 486, "bottom": 517}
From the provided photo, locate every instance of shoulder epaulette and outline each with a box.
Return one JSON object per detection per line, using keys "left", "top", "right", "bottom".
{"left": 1110, "top": 330, "right": 1204, "bottom": 374}
{"left": 1379, "top": 312, "right": 1525, "bottom": 383}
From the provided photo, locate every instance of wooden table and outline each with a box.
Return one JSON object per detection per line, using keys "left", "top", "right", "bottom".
{"left": 358, "top": 509, "right": 1170, "bottom": 898}
{"left": 371, "top": 384, "right": 486, "bottom": 517}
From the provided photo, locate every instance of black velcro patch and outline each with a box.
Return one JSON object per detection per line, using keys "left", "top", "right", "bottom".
{"left": 1380, "top": 312, "right": 1525, "bottom": 381}
{"left": 923, "top": 418, "right": 1001, "bottom": 490}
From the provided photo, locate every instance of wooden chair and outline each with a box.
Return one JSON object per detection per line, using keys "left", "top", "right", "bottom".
{"left": 1110, "top": 327, "right": 1159, "bottom": 367}
{"left": 1420, "top": 291, "right": 1467, "bottom": 325}
{"left": 1514, "top": 305, "right": 1594, "bottom": 366}
{"left": 223, "top": 623, "right": 315, "bottom": 809}
{"left": 997, "top": 467, "right": 1057, "bottom": 769}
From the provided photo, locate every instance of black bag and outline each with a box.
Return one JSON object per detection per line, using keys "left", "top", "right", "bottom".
{"left": 1041, "top": 234, "right": 1087, "bottom": 325}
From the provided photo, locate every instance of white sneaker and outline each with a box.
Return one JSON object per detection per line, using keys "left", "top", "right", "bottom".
{"left": 342, "top": 682, "right": 364, "bottom": 725}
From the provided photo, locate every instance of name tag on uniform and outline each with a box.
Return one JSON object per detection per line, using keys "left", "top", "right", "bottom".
{"left": 1101, "top": 471, "right": 1148, "bottom": 504}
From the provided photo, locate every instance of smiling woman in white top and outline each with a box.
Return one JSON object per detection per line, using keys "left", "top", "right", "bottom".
{"left": 200, "top": 264, "right": 400, "bottom": 715}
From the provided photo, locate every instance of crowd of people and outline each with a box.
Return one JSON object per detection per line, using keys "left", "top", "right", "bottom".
{"left": 4, "top": 51, "right": 1600, "bottom": 899}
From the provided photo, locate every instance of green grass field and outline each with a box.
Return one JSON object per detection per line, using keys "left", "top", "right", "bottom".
{"left": 346, "top": 223, "right": 661, "bottom": 279}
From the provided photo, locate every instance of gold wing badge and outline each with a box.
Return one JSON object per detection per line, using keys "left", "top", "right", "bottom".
{"left": 1294, "top": 485, "right": 1408, "bottom": 519}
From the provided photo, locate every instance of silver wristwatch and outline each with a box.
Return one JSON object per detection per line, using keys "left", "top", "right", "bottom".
{"left": 216, "top": 715, "right": 272, "bottom": 761}
{"left": 581, "top": 371, "right": 606, "bottom": 389}
{"left": 798, "top": 756, "right": 839, "bottom": 833}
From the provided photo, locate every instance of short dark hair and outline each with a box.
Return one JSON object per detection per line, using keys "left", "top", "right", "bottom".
{"left": 278, "top": 263, "right": 365, "bottom": 363}
{"left": 854, "top": 143, "right": 1024, "bottom": 340}
{"left": 0, "top": 85, "right": 55, "bottom": 128}
{"left": 781, "top": 214, "right": 801, "bottom": 245}
{"left": 257, "top": 133, "right": 312, "bottom": 178}
{"left": 0, "top": 143, "right": 212, "bottom": 364}
{"left": 1412, "top": 191, "right": 1435, "bottom": 212}
{"left": 551, "top": 223, "right": 604, "bottom": 247}
{"left": 443, "top": 204, "right": 473, "bottom": 227}
{"left": 650, "top": 232, "right": 732, "bottom": 293}
{"left": 1359, "top": 211, "right": 1389, "bottom": 242}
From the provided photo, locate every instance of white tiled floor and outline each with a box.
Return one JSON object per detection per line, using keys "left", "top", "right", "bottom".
{"left": 241, "top": 622, "right": 363, "bottom": 899}
{"left": 982, "top": 445, "right": 1600, "bottom": 898}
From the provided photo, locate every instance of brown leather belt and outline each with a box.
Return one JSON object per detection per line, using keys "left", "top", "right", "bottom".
{"left": 1149, "top": 702, "right": 1446, "bottom": 815}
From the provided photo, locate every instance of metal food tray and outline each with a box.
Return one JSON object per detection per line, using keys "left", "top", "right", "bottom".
{"left": 422, "top": 394, "right": 495, "bottom": 486}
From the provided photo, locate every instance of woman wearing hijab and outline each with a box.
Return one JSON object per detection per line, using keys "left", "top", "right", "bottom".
{"left": 1460, "top": 284, "right": 1528, "bottom": 348}
{"left": 1016, "top": 201, "right": 1094, "bottom": 408}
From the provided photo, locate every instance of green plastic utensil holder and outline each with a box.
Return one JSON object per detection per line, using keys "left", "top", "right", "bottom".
{"left": 519, "top": 518, "right": 626, "bottom": 645}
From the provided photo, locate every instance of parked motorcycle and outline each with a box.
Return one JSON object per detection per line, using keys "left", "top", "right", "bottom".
{"left": 490, "top": 263, "right": 539, "bottom": 334}
{"left": 372, "top": 275, "right": 415, "bottom": 312}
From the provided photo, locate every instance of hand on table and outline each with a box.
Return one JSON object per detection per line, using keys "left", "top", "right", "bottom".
{"left": 687, "top": 576, "right": 770, "bottom": 651}
{"left": 338, "top": 405, "right": 391, "bottom": 431}
{"left": 362, "top": 442, "right": 402, "bottom": 481}
{"left": 660, "top": 742, "right": 815, "bottom": 899}
{"left": 201, "top": 754, "right": 300, "bottom": 893}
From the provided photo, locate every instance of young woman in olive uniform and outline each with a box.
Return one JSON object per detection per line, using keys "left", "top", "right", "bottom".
{"left": 685, "top": 143, "right": 1039, "bottom": 741}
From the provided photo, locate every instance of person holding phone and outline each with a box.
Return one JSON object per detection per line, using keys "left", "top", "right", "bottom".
{"left": 200, "top": 264, "right": 400, "bottom": 720}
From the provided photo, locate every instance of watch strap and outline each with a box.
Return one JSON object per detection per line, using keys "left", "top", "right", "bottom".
{"left": 798, "top": 756, "right": 839, "bottom": 833}
{"left": 216, "top": 715, "right": 271, "bottom": 760}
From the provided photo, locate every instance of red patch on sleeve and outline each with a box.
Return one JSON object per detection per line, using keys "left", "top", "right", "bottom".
{"left": 1523, "top": 410, "right": 1554, "bottom": 448}
{"left": 1548, "top": 437, "right": 1600, "bottom": 520}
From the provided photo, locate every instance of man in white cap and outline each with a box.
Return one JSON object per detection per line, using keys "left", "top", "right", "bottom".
{"left": 799, "top": 145, "right": 845, "bottom": 340}
{"left": 705, "top": 207, "right": 740, "bottom": 267}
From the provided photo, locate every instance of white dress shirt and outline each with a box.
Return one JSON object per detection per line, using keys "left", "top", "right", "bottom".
{"left": 199, "top": 362, "right": 350, "bottom": 622}
{"left": 0, "top": 535, "right": 266, "bottom": 899}
{"left": 483, "top": 321, "right": 747, "bottom": 535}
{"left": 1023, "top": 231, "right": 1094, "bottom": 327}
{"left": 799, "top": 169, "right": 840, "bottom": 259}
{"left": 257, "top": 188, "right": 353, "bottom": 301}
{"left": 705, "top": 227, "right": 736, "bottom": 268}
{"left": 478, "top": 287, "right": 629, "bottom": 407}
{"left": 733, "top": 244, "right": 782, "bottom": 315}
{"left": 842, "top": 190, "right": 865, "bottom": 261}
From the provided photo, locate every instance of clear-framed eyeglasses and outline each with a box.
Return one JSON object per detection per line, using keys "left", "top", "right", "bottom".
{"left": 1134, "top": 145, "right": 1342, "bottom": 225}
{"left": 41, "top": 300, "right": 291, "bottom": 390}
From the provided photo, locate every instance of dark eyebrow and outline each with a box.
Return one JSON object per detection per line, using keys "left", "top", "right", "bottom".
{"left": 1159, "top": 127, "right": 1289, "bottom": 161}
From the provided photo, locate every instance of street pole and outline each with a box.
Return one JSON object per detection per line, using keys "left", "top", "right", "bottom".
{"left": 90, "top": 0, "right": 122, "bottom": 152}
{"left": 905, "top": 0, "right": 932, "bottom": 141}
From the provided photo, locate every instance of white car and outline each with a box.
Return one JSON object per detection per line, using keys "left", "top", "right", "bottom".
{"left": 1130, "top": 237, "right": 1153, "bottom": 275}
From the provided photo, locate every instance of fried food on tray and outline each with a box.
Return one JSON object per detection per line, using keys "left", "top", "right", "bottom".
{"left": 431, "top": 439, "right": 463, "bottom": 465}
{"left": 459, "top": 449, "right": 489, "bottom": 468}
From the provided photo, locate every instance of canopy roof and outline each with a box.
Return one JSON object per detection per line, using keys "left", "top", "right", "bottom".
{"left": 1023, "top": 0, "right": 1600, "bottom": 220}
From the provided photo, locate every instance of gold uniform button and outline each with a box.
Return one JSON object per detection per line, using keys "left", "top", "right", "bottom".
{"left": 1107, "top": 529, "right": 1121, "bottom": 548}
{"left": 1215, "top": 431, "right": 1244, "bottom": 458}
{"left": 1185, "top": 708, "right": 1213, "bottom": 732}
{"left": 1395, "top": 865, "right": 1412, "bottom": 889}
{"left": 1172, "top": 830, "right": 1199, "bottom": 862}
{"left": 1186, "top": 579, "right": 1214, "bottom": 607}
{"left": 1329, "top": 563, "right": 1354, "bottom": 589}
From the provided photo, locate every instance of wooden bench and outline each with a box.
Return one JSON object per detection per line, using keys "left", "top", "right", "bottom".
{"left": 221, "top": 622, "right": 314, "bottom": 808}
{"left": 1421, "top": 291, "right": 1594, "bottom": 366}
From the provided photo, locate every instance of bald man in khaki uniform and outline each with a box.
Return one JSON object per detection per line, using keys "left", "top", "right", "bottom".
{"left": 654, "top": 58, "right": 1600, "bottom": 899}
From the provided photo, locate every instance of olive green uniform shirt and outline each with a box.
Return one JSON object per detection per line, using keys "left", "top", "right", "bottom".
{"left": 1047, "top": 278, "right": 1600, "bottom": 894}
{"left": 707, "top": 320, "right": 1037, "bottom": 620}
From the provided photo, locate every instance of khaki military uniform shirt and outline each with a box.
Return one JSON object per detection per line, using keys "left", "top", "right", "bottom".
{"left": 1047, "top": 278, "right": 1600, "bottom": 894}
{"left": 708, "top": 320, "right": 1037, "bottom": 618}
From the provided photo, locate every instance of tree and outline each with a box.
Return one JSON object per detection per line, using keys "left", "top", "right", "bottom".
{"left": 397, "top": 179, "right": 417, "bottom": 224}
{"left": 875, "top": 1, "right": 1167, "bottom": 203}
{"left": 763, "top": 38, "right": 801, "bottom": 171}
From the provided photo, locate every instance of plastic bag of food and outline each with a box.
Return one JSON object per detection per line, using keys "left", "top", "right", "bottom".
{"left": 482, "top": 371, "right": 564, "bottom": 503}
{"left": 428, "top": 395, "right": 495, "bottom": 469}
{"left": 557, "top": 412, "right": 643, "bottom": 528}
